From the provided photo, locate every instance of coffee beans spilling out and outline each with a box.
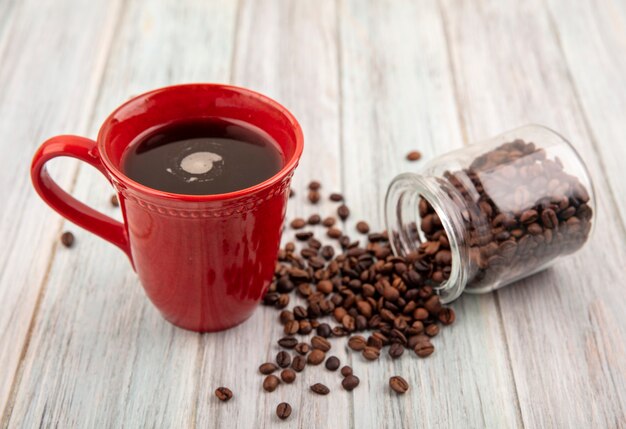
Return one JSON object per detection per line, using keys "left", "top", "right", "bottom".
{"left": 248, "top": 179, "right": 457, "bottom": 421}
{"left": 413, "top": 139, "right": 592, "bottom": 292}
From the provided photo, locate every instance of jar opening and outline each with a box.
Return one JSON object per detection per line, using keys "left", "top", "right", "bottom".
{"left": 385, "top": 173, "right": 469, "bottom": 303}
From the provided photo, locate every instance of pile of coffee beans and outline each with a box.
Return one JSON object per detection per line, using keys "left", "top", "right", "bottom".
{"left": 414, "top": 139, "right": 593, "bottom": 291}
{"left": 247, "top": 180, "right": 455, "bottom": 420}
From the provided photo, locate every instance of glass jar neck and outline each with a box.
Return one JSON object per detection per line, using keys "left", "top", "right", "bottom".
{"left": 385, "top": 173, "right": 474, "bottom": 303}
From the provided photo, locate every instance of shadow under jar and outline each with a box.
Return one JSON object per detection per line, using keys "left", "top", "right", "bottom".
{"left": 385, "top": 125, "right": 595, "bottom": 303}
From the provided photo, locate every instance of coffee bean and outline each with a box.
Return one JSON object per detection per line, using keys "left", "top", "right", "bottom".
{"left": 311, "top": 335, "right": 331, "bottom": 352}
{"left": 356, "top": 221, "right": 370, "bottom": 234}
{"left": 520, "top": 209, "right": 538, "bottom": 224}
{"left": 299, "top": 320, "right": 313, "bottom": 335}
{"left": 320, "top": 245, "right": 335, "bottom": 260}
{"left": 325, "top": 356, "right": 340, "bottom": 371}
{"left": 389, "top": 343, "right": 404, "bottom": 359}
{"left": 362, "top": 346, "right": 380, "bottom": 361}
{"left": 278, "top": 337, "right": 298, "bottom": 349}
{"left": 280, "top": 368, "right": 296, "bottom": 383}
{"left": 389, "top": 376, "right": 409, "bottom": 394}
{"left": 308, "top": 180, "right": 321, "bottom": 191}
{"left": 263, "top": 375, "right": 280, "bottom": 392}
{"left": 316, "top": 323, "right": 332, "bottom": 338}
{"left": 342, "top": 375, "right": 360, "bottom": 391}
{"left": 322, "top": 219, "right": 338, "bottom": 231}
{"left": 406, "top": 150, "right": 422, "bottom": 161}
{"left": 541, "top": 208, "right": 558, "bottom": 229}
{"left": 295, "top": 231, "right": 314, "bottom": 241}
{"left": 284, "top": 320, "right": 299, "bottom": 335}
{"left": 276, "top": 402, "right": 292, "bottom": 420}
{"left": 215, "top": 387, "right": 233, "bottom": 401}
{"left": 330, "top": 193, "right": 344, "bottom": 202}
{"left": 438, "top": 308, "right": 456, "bottom": 325}
{"left": 316, "top": 280, "right": 333, "bottom": 294}
{"left": 425, "top": 324, "right": 440, "bottom": 337}
{"left": 308, "top": 190, "right": 320, "bottom": 204}
{"left": 292, "top": 355, "right": 306, "bottom": 372}
{"left": 327, "top": 227, "right": 342, "bottom": 239}
{"left": 308, "top": 214, "right": 321, "bottom": 225}
{"left": 414, "top": 340, "right": 434, "bottom": 357}
{"left": 310, "top": 383, "right": 330, "bottom": 395}
{"left": 424, "top": 295, "right": 442, "bottom": 315}
{"left": 337, "top": 204, "right": 350, "bottom": 220}
{"left": 307, "top": 349, "right": 326, "bottom": 365}
{"left": 276, "top": 351, "right": 291, "bottom": 368}
{"left": 110, "top": 194, "right": 119, "bottom": 207}
{"left": 290, "top": 218, "right": 306, "bottom": 229}
{"left": 259, "top": 362, "right": 279, "bottom": 374}
{"left": 60, "top": 231, "right": 75, "bottom": 247}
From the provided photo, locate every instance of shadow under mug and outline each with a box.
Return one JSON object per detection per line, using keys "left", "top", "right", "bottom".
{"left": 30, "top": 84, "right": 304, "bottom": 332}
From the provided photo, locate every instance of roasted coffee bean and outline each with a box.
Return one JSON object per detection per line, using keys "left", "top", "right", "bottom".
{"left": 341, "top": 365, "right": 353, "bottom": 377}
{"left": 60, "top": 231, "right": 75, "bottom": 247}
{"left": 337, "top": 204, "right": 350, "bottom": 220}
{"left": 276, "top": 351, "right": 292, "bottom": 368}
{"left": 310, "top": 383, "right": 330, "bottom": 395}
{"left": 308, "top": 190, "right": 320, "bottom": 204}
{"left": 316, "top": 323, "right": 332, "bottom": 338}
{"left": 307, "top": 349, "right": 326, "bottom": 365}
{"left": 295, "top": 231, "right": 314, "bottom": 241}
{"left": 294, "top": 343, "right": 310, "bottom": 356}
{"left": 438, "top": 308, "right": 456, "bottom": 325}
{"left": 425, "top": 324, "right": 440, "bottom": 337}
{"left": 356, "top": 221, "right": 370, "bottom": 234}
{"left": 389, "top": 376, "right": 409, "bottom": 394}
{"left": 342, "top": 375, "right": 360, "bottom": 391}
{"left": 214, "top": 387, "right": 232, "bottom": 403}
{"left": 280, "top": 369, "right": 296, "bottom": 384}
{"left": 325, "top": 356, "right": 340, "bottom": 371}
{"left": 279, "top": 310, "right": 294, "bottom": 325}
{"left": 284, "top": 320, "right": 299, "bottom": 335}
{"left": 110, "top": 194, "right": 119, "bottom": 207}
{"left": 322, "top": 216, "right": 337, "bottom": 227}
{"left": 292, "top": 355, "right": 306, "bottom": 372}
{"left": 290, "top": 218, "right": 306, "bottom": 229}
{"left": 327, "top": 227, "right": 342, "bottom": 239}
{"left": 263, "top": 375, "right": 280, "bottom": 392}
{"left": 276, "top": 402, "right": 292, "bottom": 420}
{"left": 320, "top": 245, "right": 335, "bottom": 260}
{"left": 362, "top": 346, "right": 380, "bottom": 361}
{"left": 275, "top": 294, "right": 289, "bottom": 309}
{"left": 308, "top": 180, "right": 321, "bottom": 191}
{"left": 406, "top": 150, "right": 422, "bottom": 161}
{"left": 316, "top": 280, "right": 333, "bottom": 294}
{"left": 259, "top": 362, "right": 279, "bottom": 374}
{"left": 388, "top": 343, "right": 405, "bottom": 359}
{"left": 424, "top": 295, "right": 442, "bottom": 315}
{"left": 308, "top": 214, "right": 321, "bottom": 225}
{"left": 414, "top": 340, "right": 435, "bottom": 358}
{"left": 299, "top": 320, "right": 313, "bottom": 335}
{"left": 278, "top": 337, "right": 298, "bottom": 349}
{"left": 329, "top": 193, "right": 344, "bottom": 202}
{"left": 311, "top": 336, "right": 331, "bottom": 352}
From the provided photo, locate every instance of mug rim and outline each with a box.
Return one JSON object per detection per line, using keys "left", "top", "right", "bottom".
{"left": 97, "top": 83, "right": 304, "bottom": 202}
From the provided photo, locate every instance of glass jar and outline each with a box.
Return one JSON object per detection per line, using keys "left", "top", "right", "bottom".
{"left": 385, "top": 125, "right": 595, "bottom": 303}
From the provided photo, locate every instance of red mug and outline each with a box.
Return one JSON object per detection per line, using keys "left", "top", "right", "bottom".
{"left": 31, "top": 84, "right": 303, "bottom": 332}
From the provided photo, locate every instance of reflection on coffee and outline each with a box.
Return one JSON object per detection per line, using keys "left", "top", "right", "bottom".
{"left": 121, "top": 117, "right": 284, "bottom": 195}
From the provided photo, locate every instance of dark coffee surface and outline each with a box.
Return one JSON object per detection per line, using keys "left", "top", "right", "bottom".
{"left": 121, "top": 117, "right": 284, "bottom": 195}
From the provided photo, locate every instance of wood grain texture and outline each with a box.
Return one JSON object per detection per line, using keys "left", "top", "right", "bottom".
{"left": 5, "top": 0, "right": 238, "bottom": 427}
{"left": 2, "top": 0, "right": 626, "bottom": 427}
{"left": 0, "top": 0, "right": 122, "bottom": 421}
{"left": 439, "top": 0, "right": 626, "bottom": 427}
{"left": 545, "top": 0, "right": 626, "bottom": 227}
{"left": 339, "top": 1, "right": 522, "bottom": 428}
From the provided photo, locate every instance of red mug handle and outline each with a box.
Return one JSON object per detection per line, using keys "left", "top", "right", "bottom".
{"left": 31, "top": 135, "right": 132, "bottom": 261}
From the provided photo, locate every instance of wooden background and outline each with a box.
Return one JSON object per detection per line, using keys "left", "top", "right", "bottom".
{"left": 1, "top": 0, "right": 625, "bottom": 427}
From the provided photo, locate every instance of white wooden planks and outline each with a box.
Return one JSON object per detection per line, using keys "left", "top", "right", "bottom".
{"left": 440, "top": 0, "right": 626, "bottom": 426}
{"left": 5, "top": 0, "right": 238, "bottom": 427}
{"left": 339, "top": 1, "right": 522, "bottom": 428}
{"left": 0, "top": 0, "right": 123, "bottom": 421}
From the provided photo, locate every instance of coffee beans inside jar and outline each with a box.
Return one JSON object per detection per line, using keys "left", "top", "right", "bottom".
{"left": 386, "top": 125, "right": 595, "bottom": 302}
